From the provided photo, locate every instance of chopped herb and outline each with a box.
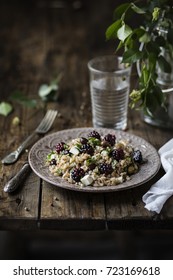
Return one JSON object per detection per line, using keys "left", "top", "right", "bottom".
{"left": 86, "top": 157, "right": 96, "bottom": 166}
{"left": 47, "top": 151, "right": 56, "bottom": 160}
{"left": 88, "top": 137, "right": 101, "bottom": 146}
{"left": 56, "top": 169, "right": 63, "bottom": 176}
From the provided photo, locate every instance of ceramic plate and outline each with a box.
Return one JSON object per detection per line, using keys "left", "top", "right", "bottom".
{"left": 28, "top": 127, "right": 161, "bottom": 192}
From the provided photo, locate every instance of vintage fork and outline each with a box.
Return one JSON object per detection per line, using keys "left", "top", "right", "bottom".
{"left": 1, "top": 109, "right": 58, "bottom": 165}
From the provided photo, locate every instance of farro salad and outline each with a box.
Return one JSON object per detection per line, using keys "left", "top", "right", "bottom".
{"left": 46, "top": 130, "right": 144, "bottom": 187}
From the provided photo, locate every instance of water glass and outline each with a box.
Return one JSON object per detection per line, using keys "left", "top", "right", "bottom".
{"left": 88, "top": 55, "right": 131, "bottom": 130}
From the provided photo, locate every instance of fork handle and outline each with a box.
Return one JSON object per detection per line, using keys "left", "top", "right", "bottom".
{"left": 4, "top": 163, "right": 31, "bottom": 193}
{"left": 16, "top": 131, "right": 36, "bottom": 155}
{"left": 2, "top": 131, "right": 36, "bottom": 164}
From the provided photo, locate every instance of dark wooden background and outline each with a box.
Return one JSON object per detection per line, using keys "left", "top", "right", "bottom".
{"left": 1, "top": 0, "right": 173, "bottom": 260}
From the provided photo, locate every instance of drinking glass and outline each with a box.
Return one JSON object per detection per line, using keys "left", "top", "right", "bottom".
{"left": 88, "top": 55, "right": 131, "bottom": 130}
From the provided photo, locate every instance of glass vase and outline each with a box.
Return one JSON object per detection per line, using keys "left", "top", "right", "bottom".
{"left": 140, "top": 26, "right": 173, "bottom": 129}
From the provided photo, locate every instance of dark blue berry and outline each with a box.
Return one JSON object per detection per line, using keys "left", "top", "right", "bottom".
{"left": 133, "top": 150, "right": 143, "bottom": 163}
{"left": 104, "top": 134, "right": 116, "bottom": 146}
{"left": 88, "top": 130, "right": 101, "bottom": 140}
{"left": 98, "top": 163, "right": 113, "bottom": 175}
{"left": 111, "top": 148, "right": 124, "bottom": 161}
{"left": 81, "top": 143, "right": 94, "bottom": 155}
{"left": 55, "top": 142, "right": 65, "bottom": 154}
{"left": 71, "top": 167, "right": 85, "bottom": 182}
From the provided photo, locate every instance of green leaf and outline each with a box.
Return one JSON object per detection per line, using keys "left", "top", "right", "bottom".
{"left": 38, "top": 84, "right": 52, "bottom": 97}
{"left": 38, "top": 83, "right": 58, "bottom": 101}
{"left": 154, "top": 85, "right": 165, "bottom": 105}
{"left": 113, "top": 3, "right": 131, "bottom": 19}
{"left": 124, "top": 36, "right": 134, "bottom": 50}
{"left": 148, "top": 52, "right": 157, "bottom": 72}
{"left": 116, "top": 40, "right": 124, "bottom": 52}
{"left": 140, "top": 64, "right": 150, "bottom": 85}
{"left": 38, "top": 73, "right": 62, "bottom": 101}
{"left": 158, "top": 55, "right": 172, "bottom": 73}
{"left": 105, "top": 20, "right": 122, "bottom": 40}
{"left": 124, "top": 28, "right": 145, "bottom": 49}
{"left": 38, "top": 84, "right": 58, "bottom": 98}
{"left": 133, "top": 27, "right": 146, "bottom": 38}
{"left": 11, "top": 91, "right": 37, "bottom": 108}
{"left": 122, "top": 49, "right": 143, "bottom": 64}
{"left": 146, "top": 86, "right": 164, "bottom": 113}
{"left": 0, "top": 102, "right": 13, "bottom": 116}
{"left": 131, "top": 3, "right": 146, "bottom": 14}
{"left": 139, "top": 32, "right": 151, "bottom": 43}
{"left": 117, "top": 24, "right": 132, "bottom": 42}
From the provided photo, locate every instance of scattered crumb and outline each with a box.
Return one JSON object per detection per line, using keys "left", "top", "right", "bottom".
{"left": 12, "top": 116, "right": 20, "bottom": 126}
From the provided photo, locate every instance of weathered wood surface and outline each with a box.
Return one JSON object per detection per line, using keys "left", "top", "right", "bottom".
{"left": 0, "top": 0, "right": 173, "bottom": 230}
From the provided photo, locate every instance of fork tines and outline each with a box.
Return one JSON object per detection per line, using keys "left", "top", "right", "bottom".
{"left": 36, "top": 109, "right": 58, "bottom": 133}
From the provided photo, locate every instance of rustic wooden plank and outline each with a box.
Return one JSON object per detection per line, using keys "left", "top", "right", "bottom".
{"left": 0, "top": 1, "right": 56, "bottom": 229}
{"left": 0, "top": 71, "right": 44, "bottom": 230}
{"left": 0, "top": 108, "right": 41, "bottom": 230}
{"left": 0, "top": 105, "right": 42, "bottom": 229}
{"left": 0, "top": 172, "right": 39, "bottom": 230}
{"left": 40, "top": 182, "right": 106, "bottom": 230}
{"left": 105, "top": 182, "right": 173, "bottom": 230}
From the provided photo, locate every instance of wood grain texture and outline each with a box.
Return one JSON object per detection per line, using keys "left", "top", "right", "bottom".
{"left": 40, "top": 182, "right": 105, "bottom": 230}
{"left": 0, "top": 0, "right": 173, "bottom": 230}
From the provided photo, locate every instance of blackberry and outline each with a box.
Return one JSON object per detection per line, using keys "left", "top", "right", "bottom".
{"left": 104, "top": 134, "right": 116, "bottom": 146}
{"left": 81, "top": 143, "right": 94, "bottom": 155}
{"left": 80, "top": 137, "right": 88, "bottom": 144}
{"left": 111, "top": 148, "right": 124, "bottom": 161}
{"left": 71, "top": 167, "right": 85, "bottom": 182}
{"left": 88, "top": 130, "right": 101, "bottom": 140}
{"left": 98, "top": 163, "right": 113, "bottom": 175}
{"left": 55, "top": 142, "right": 65, "bottom": 154}
{"left": 50, "top": 159, "right": 57, "bottom": 165}
{"left": 132, "top": 150, "right": 143, "bottom": 163}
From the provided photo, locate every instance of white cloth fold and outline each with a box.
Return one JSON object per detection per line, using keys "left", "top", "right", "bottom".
{"left": 142, "top": 138, "right": 173, "bottom": 214}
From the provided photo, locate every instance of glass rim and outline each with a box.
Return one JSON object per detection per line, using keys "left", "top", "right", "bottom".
{"left": 87, "top": 55, "right": 131, "bottom": 75}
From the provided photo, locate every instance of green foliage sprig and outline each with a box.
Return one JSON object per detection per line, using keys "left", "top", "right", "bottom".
{"left": 0, "top": 73, "right": 62, "bottom": 118}
{"left": 106, "top": 0, "right": 173, "bottom": 115}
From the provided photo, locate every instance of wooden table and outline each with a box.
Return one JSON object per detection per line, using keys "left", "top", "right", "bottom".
{"left": 0, "top": 0, "right": 173, "bottom": 232}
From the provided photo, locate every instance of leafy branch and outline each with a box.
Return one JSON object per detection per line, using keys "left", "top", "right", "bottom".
{"left": 11, "top": 91, "right": 37, "bottom": 108}
{"left": 0, "top": 73, "right": 62, "bottom": 117}
{"left": 106, "top": 0, "right": 173, "bottom": 115}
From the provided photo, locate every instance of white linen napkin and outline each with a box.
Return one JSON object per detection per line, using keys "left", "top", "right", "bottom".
{"left": 142, "top": 138, "right": 173, "bottom": 214}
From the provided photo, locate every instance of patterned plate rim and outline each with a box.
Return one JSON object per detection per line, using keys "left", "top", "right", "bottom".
{"left": 28, "top": 127, "right": 161, "bottom": 192}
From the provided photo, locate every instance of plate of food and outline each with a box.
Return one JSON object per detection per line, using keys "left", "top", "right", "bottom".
{"left": 28, "top": 127, "right": 161, "bottom": 192}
